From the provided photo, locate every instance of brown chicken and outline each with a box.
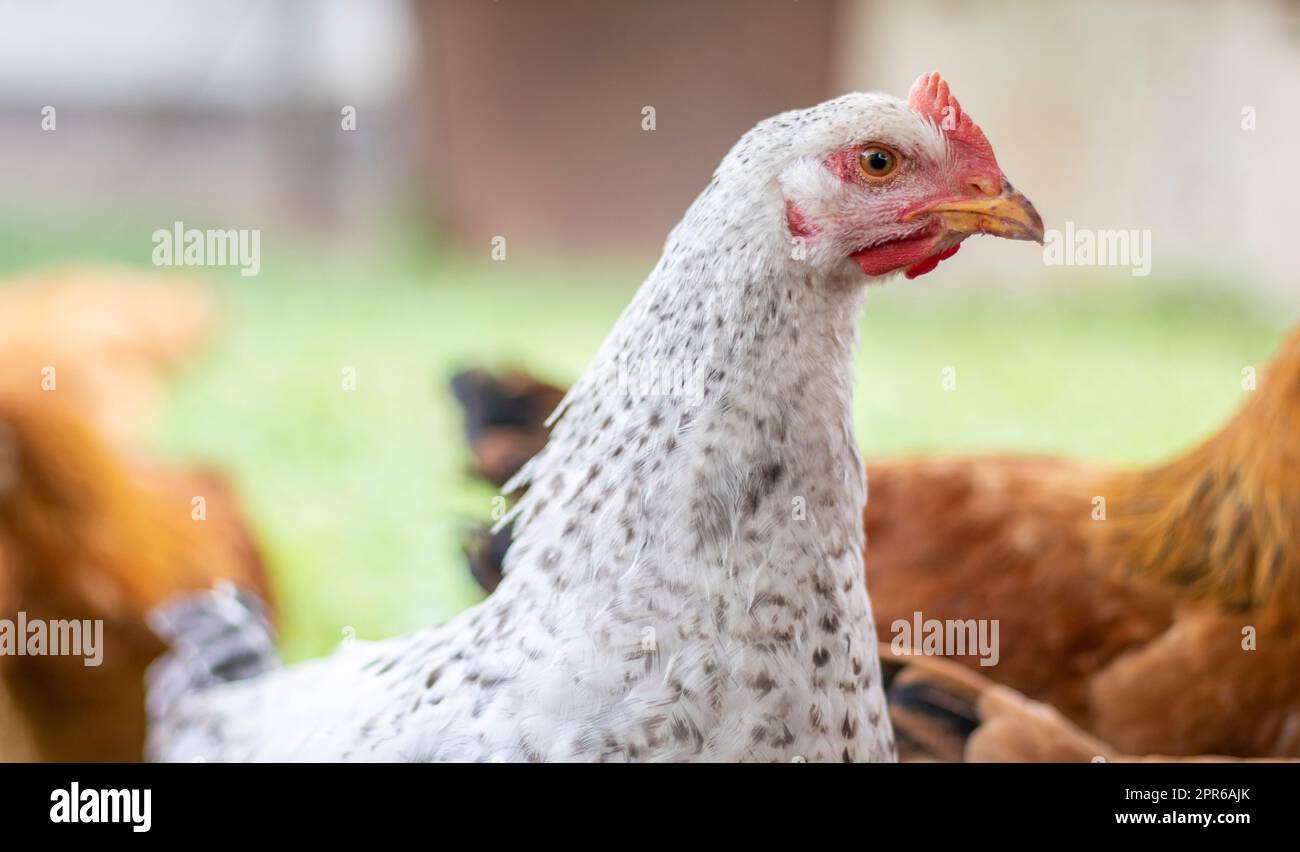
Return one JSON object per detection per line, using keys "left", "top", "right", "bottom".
{"left": 0, "top": 387, "right": 269, "bottom": 761}
{"left": 450, "top": 326, "right": 1300, "bottom": 759}
{"left": 871, "top": 328, "right": 1300, "bottom": 758}
{"left": 0, "top": 268, "right": 269, "bottom": 761}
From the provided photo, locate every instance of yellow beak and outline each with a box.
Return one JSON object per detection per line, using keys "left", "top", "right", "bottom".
{"left": 911, "top": 180, "right": 1045, "bottom": 244}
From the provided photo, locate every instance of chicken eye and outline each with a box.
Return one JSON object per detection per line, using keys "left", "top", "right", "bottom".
{"left": 859, "top": 146, "right": 900, "bottom": 179}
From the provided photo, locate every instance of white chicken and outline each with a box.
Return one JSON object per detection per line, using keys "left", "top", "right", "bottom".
{"left": 147, "top": 73, "right": 1043, "bottom": 762}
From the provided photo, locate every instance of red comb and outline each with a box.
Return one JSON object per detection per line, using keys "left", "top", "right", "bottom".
{"left": 908, "top": 72, "right": 998, "bottom": 170}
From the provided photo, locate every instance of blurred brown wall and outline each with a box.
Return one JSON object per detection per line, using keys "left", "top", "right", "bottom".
{"left": 414, "top": 0, "right": 839, "bottom": 256}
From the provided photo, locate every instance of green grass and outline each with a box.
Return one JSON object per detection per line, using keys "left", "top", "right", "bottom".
{"left": 0, "top": 214, "right": 1292, "bottom": 660}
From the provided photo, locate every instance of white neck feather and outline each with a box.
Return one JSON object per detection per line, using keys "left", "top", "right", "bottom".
{"left": 503, "top": 171, "right": 869, "bottom": 590}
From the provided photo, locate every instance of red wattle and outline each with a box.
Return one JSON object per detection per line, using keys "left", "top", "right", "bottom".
{"left": 904, "top": 243, "right": 961, "bottom": 280}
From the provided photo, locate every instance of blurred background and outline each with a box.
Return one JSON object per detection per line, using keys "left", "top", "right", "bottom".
{"left": 0, "top": 0, "right": 1297, "bottom": 661}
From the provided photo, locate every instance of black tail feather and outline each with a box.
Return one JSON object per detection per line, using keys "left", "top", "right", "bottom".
{"left": 146, "top": 583, "right": 278, "bottom": 722}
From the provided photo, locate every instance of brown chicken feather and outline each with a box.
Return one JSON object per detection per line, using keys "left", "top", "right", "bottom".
{"left": 863, "top": 455, "right": 1176, "bottom": 725}
{"left": 1097, "top": 330, "right": 1300, "bottom": 619}
{"left": 882, "top": 646, "right": 1288, "bottom": 763}
{"left": 1070, "top": 329, "right": 1300, "bottom": 756}
{"left": 0, "top": 387, "right": 269, "bottom": 761}
{"left": 0, "top": 266, "right": 216, "bottom": 446}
